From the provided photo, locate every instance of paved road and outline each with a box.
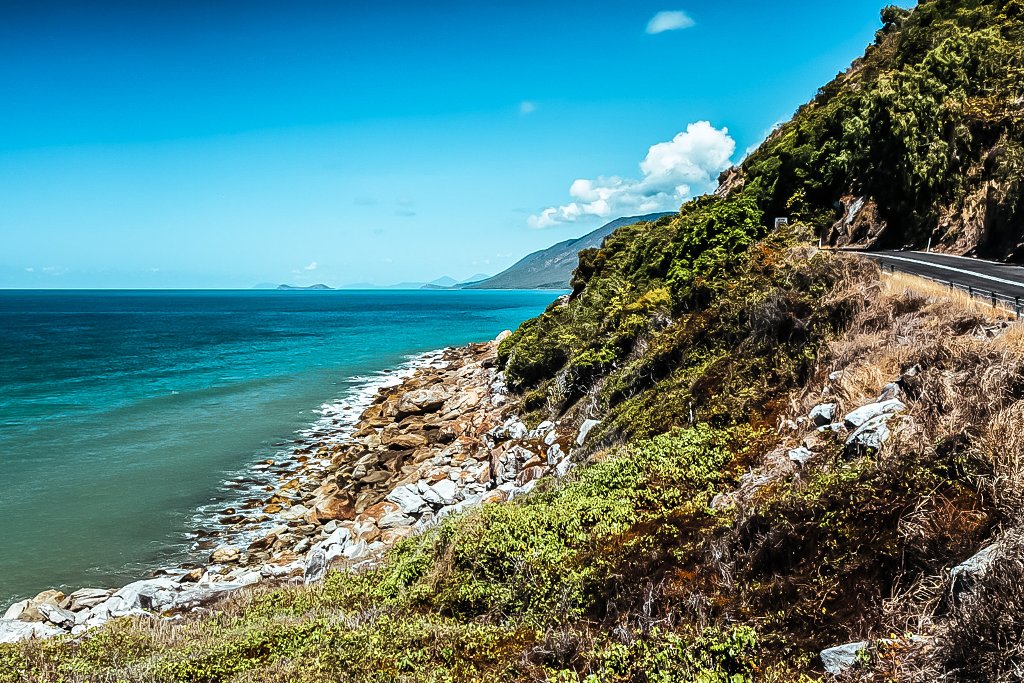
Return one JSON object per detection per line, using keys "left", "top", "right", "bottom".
{"left": 860, "top": 250, "right": 1024, "bottom": 302}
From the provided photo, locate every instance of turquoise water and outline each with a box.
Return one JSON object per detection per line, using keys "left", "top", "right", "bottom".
{"left": 0, "top": 289, "right": 557, "bottom": 605}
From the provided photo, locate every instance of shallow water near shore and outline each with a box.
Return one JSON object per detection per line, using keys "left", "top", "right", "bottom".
{"left": 0, "top": 289, "right": 558, "bottom": 606}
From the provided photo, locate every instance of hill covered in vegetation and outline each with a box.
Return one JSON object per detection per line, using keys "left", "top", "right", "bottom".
{"left": 729, "top": 0, "right": 1024, "bottom": 258}
{"left": 5, "top": 1, "right": 1024, "bottom": 681}
{"left": 463, "top": 214, "right": 673, "bottom": 290}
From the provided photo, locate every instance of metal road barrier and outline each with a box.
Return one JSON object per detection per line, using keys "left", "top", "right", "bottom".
{"left": 878, "top": 261, "right": 1024, "bottom": 319}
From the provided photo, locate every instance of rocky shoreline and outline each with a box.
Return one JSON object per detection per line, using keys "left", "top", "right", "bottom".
{"left": 0, "top": 332, "right": 594, "bottom": 644}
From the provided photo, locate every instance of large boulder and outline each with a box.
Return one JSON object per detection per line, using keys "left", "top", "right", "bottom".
{"left": 61, "top": 588, "right": 113, "bottom": 612}
{"left": 99, "top": 577, "right": 180, "bottom": 616}
{"left": 843, "top": 400, "right": 905, "bottom": 429}
{"left": 0, "top": 619, "right": 63, "bottom": 644}
{"left": 397, "top": 387, "right": 448, "bottom": 415}
{"left": 421, "top": 479, "right": 458, "bottom": 507}
{"left": 845, "top": 414, "right": 894, "bottom": 451}
{"left": 2, "top": 600, "right": 28, "bottom": 621}
{"left": 385, "top": 484, "right": 429, "bottom": 515}
{"left": 210, "top": 545, "right": 241, "bottom": 564}
{"left": 37, "top": 603, "right": 76, "bottom": 628}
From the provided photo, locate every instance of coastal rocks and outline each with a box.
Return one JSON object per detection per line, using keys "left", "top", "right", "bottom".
{"left": 397, "top": 387, "right": 450, "bottom": 415}
{"left": 788, "top": 447, "right": 814, "bottom": 467}
{"left": 386, "top": 484, "right": 429, "bottom": 515}
{"left": 0, "top": 619, "right": 63, "bottom": 644}
{"left": 0, "top": 332, "right": 583, "bottom": 643}
{"left": 210, "top": 545, "right": 241, "bottom": 564}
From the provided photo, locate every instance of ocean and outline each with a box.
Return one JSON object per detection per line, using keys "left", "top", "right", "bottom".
{"left": 0, "top": 289, "right": 558, "bottom": 606}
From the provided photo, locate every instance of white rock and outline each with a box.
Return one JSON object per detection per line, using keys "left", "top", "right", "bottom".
{"left": 386, "top": 484, "right": 429, "bottom": 515}
{"left": 3, "top": 600, "right": 29, "bottom": 621}
{"left": 843, "top": 400, "right": 905, "bottom": 429}
{"left": 546, "top": 443, "right": 564, "bottom": 464}
{"left": 877, "top": 382, "right": 901, "bottom": 402}
{"left": 378, "top": 510, "right": 415, "bottom": 529}
{"left": 507, "top": 480, "right": 538, "bottom": 500}
{"left": 304, "top": 549, "right": 328, "bottom": 584}
{"left": 342, "top": 540, "right": 369, "bottom": 561}
{"left": 504, "top": 417, "right": 528, "bottom": 440}
{"left": 280, "top": 504, "right": 310, "bottom": 521}
{"left": 63, "top": 588, "right": 113, "bottom": 611}
{"left": 845, "top": 414, "right": 893, "bottom": 450}
{"left": 172, "top": 582, "right": 247, "bottom": 610}
{"left": 949, "top": 543, "right": 1000, "bottom": 606}
{"left": 430, "top": 479, "right": 459, "bottom": 506}
{"left": 38, "top": 603, "right": 76, "bottom": 627}
{"left": 809, "top": 403, "right": 836, "bottom": 427}
{"left": 788, "top": 447, "right": 813, "bottom": 466}
{"left": 820, "top": 641, "right": 868, "bottom": 675}
{"left": 107, "top": 577, "right": 180, "bottom": 615}
{"left": 0, "top": 619, "right": 63, "bottom": 643}
{"left": 576, "top": 419, "right": 601, "bottom": 445}
{"left": 555, "top": 458, "right": 573, "bottom": 478}
{"left": 529, "top": 421, "right": 554, "bottom": 439}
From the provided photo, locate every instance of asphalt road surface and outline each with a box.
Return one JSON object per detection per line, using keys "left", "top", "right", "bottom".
{"left": 861, "top": 250, "right": 1024, "bottom": 302}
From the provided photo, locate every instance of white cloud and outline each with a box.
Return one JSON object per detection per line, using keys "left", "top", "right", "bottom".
{"left": 529, "top": 121, "right": 735, "bottom": 228}
{"left": 519, "top": 101, "right": 537, "bottom": 115}
{"left": 646, "top": 10, "right": 694, "bottom": 34}
{"left": 24, "top": 267, "right": 34, "bottom": 273}
{"left": 304, "top": 261, "right": 318, "bottom": 271}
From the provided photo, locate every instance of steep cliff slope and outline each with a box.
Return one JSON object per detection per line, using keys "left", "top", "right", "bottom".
{"left": 728, "top": 0, "right": 1024, "bottom": 259}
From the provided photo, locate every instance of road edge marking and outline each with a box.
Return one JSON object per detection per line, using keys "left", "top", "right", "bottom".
{"left": 868, "top": 253, "right": 1024, "bottom": 290}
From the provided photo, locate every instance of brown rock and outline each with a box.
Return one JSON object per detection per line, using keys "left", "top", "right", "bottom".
{"left": 382, "top": 431, "right": 428, "bottom": 450}
{"left": 248, "top": 534, "right": 278, "bottom": 552}
{"left": 360, "top": 470, "right": 393, "bottom": 485}
{"left": 210, "top": 545, "right": 241, "bottom": 564}
{"left": 312, "top": 494, "right": 355, "bottom": 522}
{"left": 396, "top": 387, "right": 449, "bottom": 415}
{"left": 179, "top": 568, "right": 205, "bottom": 583}
{"left": 362, "top": 500, "right": 399, "bottom": 520}
{"left": 515, "top": 466, "right": 546, "bottom": 487}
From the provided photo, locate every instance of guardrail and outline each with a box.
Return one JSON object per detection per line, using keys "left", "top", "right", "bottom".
{"left": 878, "top": 261, "right": 1023, "bottom": 318}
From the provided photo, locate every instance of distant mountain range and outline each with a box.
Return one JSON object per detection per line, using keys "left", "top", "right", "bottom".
{"left": 461, "top": 213, "right": 674, "bottom": 290}
{"left": 253, "top": 214, "right": 674, "bottom": 291}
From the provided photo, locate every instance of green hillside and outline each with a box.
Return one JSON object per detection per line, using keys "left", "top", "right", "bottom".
{"left": 6, "top": 2, "right": 1024, "bottom": 681}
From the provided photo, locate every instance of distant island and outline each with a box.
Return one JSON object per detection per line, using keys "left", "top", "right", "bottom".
{"left": 275, "top": 284, "right": 334, "bottom": 291}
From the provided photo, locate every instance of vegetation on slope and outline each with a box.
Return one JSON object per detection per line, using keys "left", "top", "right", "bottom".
{"left": 734, "top": 0, "right": 1024, "bottom": 258}
{"left": 7, "top": 1, "right": 1024, "bottom": 681}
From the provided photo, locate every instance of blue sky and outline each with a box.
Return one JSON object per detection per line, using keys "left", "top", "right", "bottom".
{"left": 0, "top": 0, "right": 913, "bottom": 288}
